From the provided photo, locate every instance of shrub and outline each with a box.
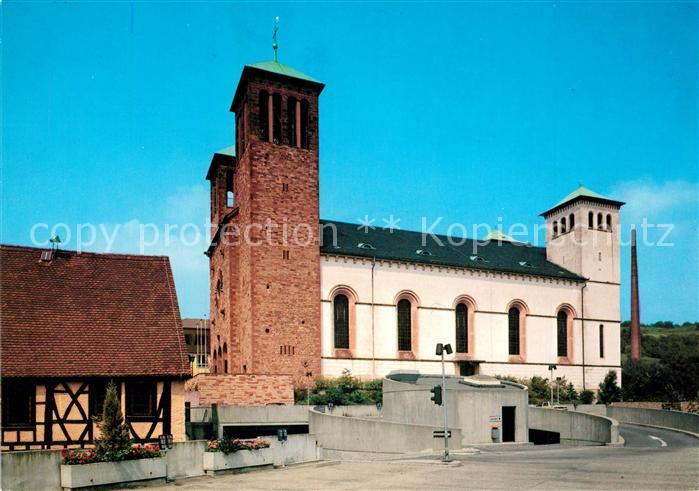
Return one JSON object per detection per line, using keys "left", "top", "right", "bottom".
{"left": 579, "top": 390, "right": 595, "bottom": 404}
{"left": 598, "top": 370, "right": 622, "bottom": 404}
{"left": 93, "top": 381, "right": 132, "bottom": 462}
{"left": 296, "top": 370, "right": 382, "bottom": 406}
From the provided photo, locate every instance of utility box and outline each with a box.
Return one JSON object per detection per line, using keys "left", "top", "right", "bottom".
{"left": 491, "top": 426, "right": 500, "bottom": 443}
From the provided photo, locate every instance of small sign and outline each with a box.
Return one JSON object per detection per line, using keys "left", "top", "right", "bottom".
{"left": 489, "top": 415, "right": 502, "bottom": 423}
{"left": 433, "top": 430, "right": 452, "bottom": 438}
{"left": 277, "top": 428, "right": 288, "bottom": 442}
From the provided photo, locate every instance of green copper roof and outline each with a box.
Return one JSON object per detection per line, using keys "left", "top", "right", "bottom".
{"left": 554, "top": 186, "right": 607, "bottom": 208}
{"left": 215, "top": 145, "right": 236, "bottom": 157}
{"left": 541, "top": 185, "right": 624, "bottom": 216}
{"left": 247, "top": 61, "right": 321, "bottom": 84}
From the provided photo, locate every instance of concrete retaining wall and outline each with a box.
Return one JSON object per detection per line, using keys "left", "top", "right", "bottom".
{"left": 607, "top": 406, "right": 699, "bottom": 434}
{"left": 1, "top": 448, "right": 62, "bottom": 491}
{"left": 529, "top": 407, "right": 620, "bottom": 445}
{"left": 309, "top": 407, "right": 462, "bottom": 455}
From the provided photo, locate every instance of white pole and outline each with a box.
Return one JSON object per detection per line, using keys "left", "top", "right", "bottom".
{"left": 442, "top": 350, "right": 449, "bottom": 462}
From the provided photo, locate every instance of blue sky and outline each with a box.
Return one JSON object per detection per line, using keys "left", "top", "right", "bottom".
{"left": 2, "top": 2, "right": 697, "bottom": 322}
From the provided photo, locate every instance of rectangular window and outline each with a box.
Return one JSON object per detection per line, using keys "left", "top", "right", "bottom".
{"left": 90, "top": 381, "right": 121, "bottom": 419}
{"left": 126, "top": 381, "right": 157, "bottom": 417}
{"left": 1, "top": 380, "right": 35, "bottom": 427}
{"left": 599, "top": 324, "right": 605, "bottom": 358}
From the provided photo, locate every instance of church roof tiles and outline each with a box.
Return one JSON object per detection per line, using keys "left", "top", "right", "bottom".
{"left": 320, "top": 220, "right": 585, "bottom": 281}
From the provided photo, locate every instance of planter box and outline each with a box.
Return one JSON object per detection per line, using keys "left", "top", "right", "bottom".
{"left": 202, "top": 448, "right": 275, "bottom": 474}
{"left": 60, "top": 457, "right": 166, "bottom": 489}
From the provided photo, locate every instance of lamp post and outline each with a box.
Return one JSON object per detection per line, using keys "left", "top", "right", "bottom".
{"left": 556, "top": 376, "right": 561, "bottom": 405}
{"left": 436, "top": 343, "right": 453, "bottom": 462}
{"left": 548, "top": 364, "right": 557, "bottom": 406}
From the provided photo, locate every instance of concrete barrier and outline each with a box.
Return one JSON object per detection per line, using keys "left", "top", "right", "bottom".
{"left": 309, "top": 407, "right": 462, "bottom": 456}
{"left": 165, "top": 440, "right": 207, "bottom": 480}
{"left": 0, "top": 436, "right": 318, "bottom": 490}
{"left": 529, "top": 407, "right": 621, "bottom": 446}
{"left": 607, "top": 406, "right": 699, "bottom": 435}
{"left": 1, "top": 448, "right": 62, "bottom": 491}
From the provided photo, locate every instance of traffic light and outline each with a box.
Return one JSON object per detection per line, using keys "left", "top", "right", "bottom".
{"left": 430, "top": 385, "right": 443, "bottom": 405}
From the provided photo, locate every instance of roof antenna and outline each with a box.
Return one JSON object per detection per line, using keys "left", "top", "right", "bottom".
{"left": 273, "top": 16, "right": 279, "bottom": 62}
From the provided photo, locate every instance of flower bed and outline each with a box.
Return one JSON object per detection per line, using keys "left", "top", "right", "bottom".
{"left": 206, "top": 438, "right": 270, "bottom": 454}
{"left": 61, "top": 444, "right": 161, "bottom": 465}
{"left": 60, "top": 444, "right": 165, "bottom": 489}
{"left": 203, "top": 438, "right": 274, "bottom": 474}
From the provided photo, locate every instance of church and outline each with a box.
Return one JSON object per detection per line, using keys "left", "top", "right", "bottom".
{"left": 203, "top": 58, "right": 624, "bottom": 397}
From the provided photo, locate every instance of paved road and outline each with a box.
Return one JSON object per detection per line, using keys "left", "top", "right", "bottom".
{"left": 619, "top": 423, "right": 697, "bottom": 448}
{"left": 152, "top": 424, "right": 698, "bottom": 490}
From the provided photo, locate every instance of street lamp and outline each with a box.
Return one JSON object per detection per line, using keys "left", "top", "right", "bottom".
{"left": 436, "top": 343, "right": 453, "bottom": 462}
{"left": 548, "top": 364, "right": 557, "bottom": 407}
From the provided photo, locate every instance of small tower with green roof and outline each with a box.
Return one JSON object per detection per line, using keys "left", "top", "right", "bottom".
{"left": 540, "top": 185, "right": 625, "bottom": 284}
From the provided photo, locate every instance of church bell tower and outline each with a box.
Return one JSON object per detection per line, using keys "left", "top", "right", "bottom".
{"left": 206, "top": 60, "right": 324, "bottom": 387}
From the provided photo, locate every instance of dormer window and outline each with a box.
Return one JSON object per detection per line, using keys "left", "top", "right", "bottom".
{"left": 518, "top": 261, "right": 534, "bottom": 268}
{"left": 416, "top": 249, "right": 433, "bottom": 256}
{"left": 357, "top": 242, "right": 375, "bottom": 250}
{"left": 470, "top": 255, "right": 488, "bottom": 263}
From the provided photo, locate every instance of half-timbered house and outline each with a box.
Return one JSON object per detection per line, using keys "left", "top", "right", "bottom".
{"left": 0, "top": 245, "right": 191, "bottom": 451}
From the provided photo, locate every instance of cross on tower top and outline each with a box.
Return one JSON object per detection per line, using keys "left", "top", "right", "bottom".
{"left": 273, "top": 16, "right": 279, "bottom": 62}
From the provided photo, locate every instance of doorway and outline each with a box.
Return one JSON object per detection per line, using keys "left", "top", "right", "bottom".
{"left": 502, "top": 406, "right": 516, "bottom": 442}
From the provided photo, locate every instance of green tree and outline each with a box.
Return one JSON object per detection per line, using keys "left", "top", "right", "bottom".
{"left": 598, "top": 370, "right": 622, "bottom": 404}
{"left": 579, "top": 390, "right": 595, "bottom": 404}
{"left": 94, "top": 381, "right": 132, "bottom": 461}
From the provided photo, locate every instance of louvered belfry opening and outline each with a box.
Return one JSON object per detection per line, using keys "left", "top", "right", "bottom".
{"left": 397, "top": 299, "right": 412, "bottom": 351}
{"left": 333, "top": 294, "right": 349, "bottom": 349}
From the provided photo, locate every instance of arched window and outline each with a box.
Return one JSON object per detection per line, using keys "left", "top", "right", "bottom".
{"left": 258, "top": 90, "right": 269, "bottom": 141}
{"left": 300, "top": 99, "right": 309, "bottom": 149}
{"left": 557, "top": 311, "right": 568, "bottom": 357}
{"left": 397, "top": 299, "right": 412, "bottom": 351}
{"left": 560, "top": 217, "right": 567, "bottom": 234}
{"left": 508, "top": 307, "right": 520, "bottom": 355}
{"left": 226, "top": 169, "right": 234, "bottom": 208}
{"left": 569, "top": 213, "right": 575, "bottom": 230}
{"left": 287, "top": 97, "right": 297, "bottom": 146}
{"left": 553, "top": 220, "right": 558, "bottom": 237}
{"left": 597, "top": 212, "right": 603, "bottom": 229}
{"left": 588, "top": 211, "right": 594, "bottom": 229}
{"left": 455, "top": 303, "right": 469, "bottom": 353}
{"left": 272, "top": 93, "right": 282, "bottom": 144}
{"left": 606, "top": 214, "right": 612, "bottom": 231}
{"left": 333, "top": 294, "right": 350, "bottom": 349}
{"left": 224, "top": 360, "right": 228, "bottom": 373}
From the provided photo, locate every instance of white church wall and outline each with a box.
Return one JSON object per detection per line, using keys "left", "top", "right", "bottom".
{"left": 320, "top": 255, "right": 620, "bottom": 390}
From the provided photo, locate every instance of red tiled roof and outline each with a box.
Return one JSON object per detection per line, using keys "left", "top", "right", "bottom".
{"left": 1, "top": 245, "right": 191, "bottom": 378}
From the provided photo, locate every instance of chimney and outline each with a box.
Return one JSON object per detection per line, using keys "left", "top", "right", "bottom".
{"left": 630, "top": 228, "right": 641, "bottom": 362}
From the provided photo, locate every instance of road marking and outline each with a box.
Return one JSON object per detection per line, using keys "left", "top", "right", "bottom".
{"left": 649, "top": 435, "right": 667, "bottom": 447}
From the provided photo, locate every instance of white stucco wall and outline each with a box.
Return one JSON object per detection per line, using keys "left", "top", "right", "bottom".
{"left": 319, "top": 255, "right": 621, "bottom": 391}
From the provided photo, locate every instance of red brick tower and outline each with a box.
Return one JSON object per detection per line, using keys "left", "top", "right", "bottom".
{"left": 206, "top": 61, "right": 324, "bottom": 388}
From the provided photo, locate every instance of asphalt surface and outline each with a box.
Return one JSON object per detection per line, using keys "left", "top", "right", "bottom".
{"left": 153, "top": 424, "right": 699, "bottom": 490}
